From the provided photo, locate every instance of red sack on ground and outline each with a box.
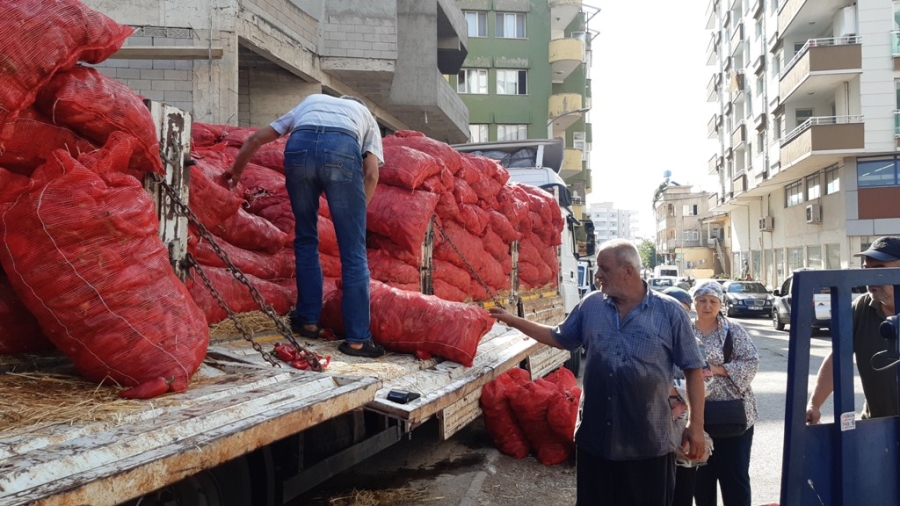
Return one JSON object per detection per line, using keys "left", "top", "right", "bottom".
{"left": 481, "top": 369, "right": 533, "bottom": 459}
{"left": 0, "top": 270, "right": 54, "bottom": 355}
{"left": 0, "top": 0, "right": 133, "bottom": 125}
{"left": 545, "top": 367, "right": 579, "bottom": 394}
{"left": 0, "top": 107, "right": 95, "bottom": 176}
{"left": 0, "top": 135, "right": 207, "bottom": 396}
{"left": 320, "top": 280, "right": 494, "bottom": 366}
{"left": 35, "top": 66, "right": 163, "bottom": 176}
{"left": 508, "top": 380, "right": 573, "bottom": 465}
{"left": 547, "top": 386, "right": 582, "bottom": 443}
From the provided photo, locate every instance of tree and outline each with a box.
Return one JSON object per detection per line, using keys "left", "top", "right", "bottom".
{"left": 638, "top": 239, "right": 656, "bottom": 271}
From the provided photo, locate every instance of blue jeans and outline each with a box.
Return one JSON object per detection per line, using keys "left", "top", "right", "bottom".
{"left": 284, "top": 126, "right": 372, "bottom": 344}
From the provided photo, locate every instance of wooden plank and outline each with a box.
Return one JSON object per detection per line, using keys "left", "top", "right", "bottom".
{"left": 437, "top": 389, "right": 483, "bottom": 440}
{"left": 526, "top": 345, "right": 571, "bottom": 380}
{"left": 365, "top": 325, "right": 540, "bottom": 427}
{"left": 0, "top": 368, "right": 379, "bottom": 506}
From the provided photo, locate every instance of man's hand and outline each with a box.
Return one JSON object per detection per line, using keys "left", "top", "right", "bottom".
{"left": 681, "top": 422, "right": 706, "bottom": 461}
{"left": 222, "top": 169, "right": 239, "bottom": 189}
{"left": 806, "top": 404, "right": 821, "bottom": 425}
{"left": 488, "top": 307, "right": 515, "bottom": 325}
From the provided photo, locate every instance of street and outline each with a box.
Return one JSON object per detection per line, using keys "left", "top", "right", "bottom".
{"left": 299, "top": 316, "right": 865, "bottom": 506}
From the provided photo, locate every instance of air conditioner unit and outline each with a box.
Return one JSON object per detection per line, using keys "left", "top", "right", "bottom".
{"left": 806, "top": 203, "right": 822, "bottom": 224}
{"left": 758, "top": 216, "right": 774, "bottom": 232}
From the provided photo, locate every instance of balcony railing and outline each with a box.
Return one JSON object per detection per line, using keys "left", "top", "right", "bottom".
{"left": 780, "top": 36, "right": 861, "bottom": 78}
{"left": 893, "top": 31, "right": 900, "bottom": 56}
{"left": 895, "top": 110, "right": 900, "bottom": 137}
{"left": 780, "top": 115, "right": 864, "bottom": 146}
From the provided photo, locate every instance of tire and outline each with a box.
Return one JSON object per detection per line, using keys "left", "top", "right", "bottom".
{"left": 726, "top": 303, "right": 736, "bottom": 317}
{"left": 122, "top": 455, "right": 255, "bottom": 506}
{"left": 564, "top": 347, "right": 582, "bottom": 377}
{"left": 772, "top": 309, "right": 785, "bottom": 331}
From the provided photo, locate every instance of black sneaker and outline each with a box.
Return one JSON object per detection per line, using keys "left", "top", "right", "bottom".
{"left": 288, "top": 311, "right": 321, "bottom": 338}
{"left": 338, "top": 340, "right": 385, "bottom": 358}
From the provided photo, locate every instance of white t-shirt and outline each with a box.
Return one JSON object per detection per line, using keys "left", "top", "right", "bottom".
{"left": 270, "top": 94, "right": 384, "bottom": 165}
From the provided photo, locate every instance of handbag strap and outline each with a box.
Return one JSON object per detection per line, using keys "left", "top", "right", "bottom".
{"left": 723, "top": 325, "right": 734, "bottom": 364}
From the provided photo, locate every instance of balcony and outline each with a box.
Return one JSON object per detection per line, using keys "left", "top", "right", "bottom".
{"left": 560, "top": 147, "right": 583, "bottom": 179}
{"left": 778, "top": 0, "right": 848, "bottom": 39}
{"left": 705, "top": 0, "right": 718, "bottom": 30}
{"left": 750, "top": 0, "right": 763, "bottom": 18}
{"left": 893, "top": 31, "right": 900, "bottom": 70}
{"left": 732, "top": 122, "right": 747, "bottom": 150}
{"left": 549, "top": 38, "right": 585, "bottom": 84}
{"left": 708, "top": 193, "right": 721, "bottom": 209}
{"left": 707, "top": 33, "right": 719, "bottom": 66}
{"left": 895, "top": 111, "right": 900, "bottom": 138}
{"left": 708, "top": 113, "right": 722, "bottom": 139}
{"left": 548, "top": 93, "right": 584, "bottom": 133}
{"left": 730, "top": 22, "right": 744, "bottom": 56}
{"left": 779, "top": 115, "right": 864, "bottom": 176}
{"left": 707, "top": 73, "right": 720, "bottom": 102}
{"left": 708, "top": 153, "right": 722, "bottom": 175}
{"left": 550, "top": 0, "right": 582, "bottom": 33}
{"left": 733, "top": 172, "right": 748, "bottom": 195}
{"left": 779, "top": 36, "right": 862, "bottom": 102}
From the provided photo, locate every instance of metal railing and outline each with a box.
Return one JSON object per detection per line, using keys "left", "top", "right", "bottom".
{"left": 780, "top": 36, "right": 862, "bottom": 78}
{"left": 779, "top": 115, "right": 864, "bottom": 146}
{"left": 895, "top": 110, "right": 900, "bottom": 137}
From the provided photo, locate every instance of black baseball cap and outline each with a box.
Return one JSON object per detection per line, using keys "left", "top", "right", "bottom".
{"left": 854, "top": 236, "right": 900, "bottom": 262}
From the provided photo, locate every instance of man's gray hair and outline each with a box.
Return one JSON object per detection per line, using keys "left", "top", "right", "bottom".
{"left": 340, "top": 95, "right": 365, "bottom": 106}
{"left": 598, "top": 239, "right": 642, "bottom": 271}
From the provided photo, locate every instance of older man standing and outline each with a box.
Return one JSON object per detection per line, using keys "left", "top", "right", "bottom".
{"left": 807, "top": 236, "right": 900, "bottom": 422}
{"left": 490, "top": 239, "right": 707, "bottom": 506}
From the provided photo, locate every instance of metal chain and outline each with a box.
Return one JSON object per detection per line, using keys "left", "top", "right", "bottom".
{"left": 150, "top": 172, "right": 323, "bottom": 372}
{"left": 431, "top": 216, "right": 504, "bottom": 308}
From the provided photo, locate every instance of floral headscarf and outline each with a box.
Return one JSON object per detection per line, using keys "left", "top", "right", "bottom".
{"left": 692, "top": 281, "right": 725, "bottom": 302}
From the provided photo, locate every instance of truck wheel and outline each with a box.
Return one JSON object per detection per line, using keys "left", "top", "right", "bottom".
{"left": 564, "top": 348, "right": 582, "bottom": 377}
{"left": 124, "top": 455, "right": 254, "bottom": 506}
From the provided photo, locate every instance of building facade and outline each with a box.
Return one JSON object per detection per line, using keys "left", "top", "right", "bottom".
{"left": 452, "top": 0, "right": 596, "bottom": 218}
{"left": 586, "top": 202, "right": 640, "bottom": 243}
{"left": 654, "top": 185, "right": 730, "bottom": 278}
{"left": 84, "top": 0, "right": 470, "bottom": 143}
{"left": 706, "top": 0, "right": 900, "bottom": 288}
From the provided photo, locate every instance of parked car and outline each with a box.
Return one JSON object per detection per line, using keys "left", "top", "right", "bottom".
{"left": 648, "top": 276, "right": 678, "bottom": 291}
{"left": 771, "top": 272, "right": 867, "bottom": 331}
{"left": 689, "top": 278, "right": 727, "bottom": 296}
{"left": 721, "top": 281, "right": 773, "bottom": 317}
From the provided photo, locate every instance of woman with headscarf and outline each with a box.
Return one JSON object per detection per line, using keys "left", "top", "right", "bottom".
{"left": 691, "top": 281, "right": 760, "bottom": 506}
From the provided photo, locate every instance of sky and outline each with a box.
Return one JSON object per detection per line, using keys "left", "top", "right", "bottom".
{"left": 586, "top": 0, "right": 719, "bottom": 238}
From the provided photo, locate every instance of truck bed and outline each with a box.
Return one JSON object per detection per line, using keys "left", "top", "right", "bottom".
{"left": 0, "top": 322, "right": 566, "bottom": 506}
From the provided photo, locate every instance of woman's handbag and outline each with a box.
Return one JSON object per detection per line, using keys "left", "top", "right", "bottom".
{"left": 703, "top": 326, "right": 749, "bottom": 438}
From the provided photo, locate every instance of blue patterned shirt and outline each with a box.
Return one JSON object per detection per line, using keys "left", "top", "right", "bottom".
{"left": 552, "top": 284, "right": 706, "bottom": 460}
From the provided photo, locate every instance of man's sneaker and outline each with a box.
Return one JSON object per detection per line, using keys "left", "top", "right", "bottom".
{"left": 338, "top": 340, "right": 385, "bottom": 358}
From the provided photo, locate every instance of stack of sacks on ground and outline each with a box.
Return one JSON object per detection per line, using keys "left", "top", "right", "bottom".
{"left": 0, "top": 0, "right": 209, "bottom": 399}
{"left": 481, "top": 367, "right": 582, "bottom": 465}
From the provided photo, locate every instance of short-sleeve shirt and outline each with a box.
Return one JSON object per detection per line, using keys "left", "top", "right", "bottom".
{"left": 270, "top": 94, "right": 384, "bottom": 165}
{"left": 852, "top": 293, "right": 896, "bottom": 419}
{"left": 552, "top": 284, "right": 706, "bottom": 460}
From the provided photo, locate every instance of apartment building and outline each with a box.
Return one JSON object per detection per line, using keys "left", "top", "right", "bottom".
{"left": 706, "top": 0, "right": 900, "bottom": 287}
{"left": 84, "top": 0, "right": 470, "bottom": 143}
{"left": 654, "top": 185, "right": 730, "bottom": 278}
{"left": 586, "top": 202, "right": 640, "bottom": 243}
{"left": 452, "top": 0, "right": 596, "bottom": 218}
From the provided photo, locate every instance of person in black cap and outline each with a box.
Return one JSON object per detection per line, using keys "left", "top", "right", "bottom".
{"left": 807, "top": 236, "right": 900, "bottom": 423}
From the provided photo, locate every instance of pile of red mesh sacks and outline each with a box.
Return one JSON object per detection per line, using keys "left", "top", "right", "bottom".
{"left": 481, "top": 367, "right": 582, "bottom": 465}
{"left": 0, "top": 0, "right": 207, "bottom": 399}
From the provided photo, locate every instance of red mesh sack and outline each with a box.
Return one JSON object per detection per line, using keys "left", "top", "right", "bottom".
{"left": 452, "top": 178, "right": 479, "bottom": 205}
{"left": 186, "top": 266, "right": 295, "bottom": 324}
{"left": 434, "top": 220, "right": 506, "bottom": 289}
{"left": 188, "top": 163, "right": 244, "bottom": 229}
{"left": 0, "top": 107, "right": 94, "bottom": 176}
{"left": 367, "top": 185, "right": 438, "bottom": 251}
{"left": 35, "top": 66, "right": 163, "bottom": 176}
{"left": 0, "top": 135, "right": 207, "bottom": 397}
{"left": 320, "top": 253, "right": 342, "bottom": 278}
{"left": 187, "top": 233, "right": 295, "bottom": 281}
{"left": 547, "top": 386, "right": 582, "bottom": 443}
{"left": 481, "top": 369, "right": 533, "bottom": 459}
{"left": 433, "top": 280, "right": 468, "bottom": 302}
{"left": 0, "top": 0, "right": 133, "bottom": 124}
{"left": 191, "top": 122, "right": 230, "bottom": 147}
{"left": 508, "top": 379, "right": 573, "bottom": 465}
{"left": 384, "top": 132, "right": 462, "bottom": 174}
{"left": 321, "top": 280, "right": 494, "bottom": 366}
{"left": 433, "top": 259, "right": 471, "bottom": 293}
{"left": 379, "top": 145, "right": 443, "bottom": 190}
{"left": 457, "top": 204, "right": 489, "bottom": 237}
{"left": 0, "top": 270, "right": 54, "bottom": 355}
{"left": 545, "top": 367, "right": 579, "bottom": 394}
{"left": 368, "top": 249, "right": 419, "bottom": 286}
{"left": 366, "top": 233, "right": 420, "bottom": 267}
